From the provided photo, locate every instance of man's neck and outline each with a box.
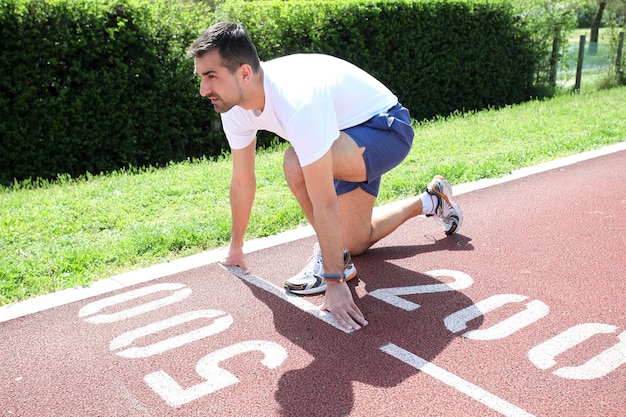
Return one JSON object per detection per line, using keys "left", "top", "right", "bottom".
{"left": 241, "top": 68, "right": 265, "bottom": 112}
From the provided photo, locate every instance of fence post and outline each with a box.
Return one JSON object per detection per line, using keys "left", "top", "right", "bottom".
{"left": 616, "top": 31, "right": 624, "bottom": 75}
{"left": 549, "top": 31, "right": 560, "bottom": 88}
{"left": 574, "top": 35, "right": 586, "bottom": 93}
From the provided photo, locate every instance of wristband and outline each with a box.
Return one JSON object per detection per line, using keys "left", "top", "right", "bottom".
{"left": 321, "top": 273, "right": 346, "bottom": 282}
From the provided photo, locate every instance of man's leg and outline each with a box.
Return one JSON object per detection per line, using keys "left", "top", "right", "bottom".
{"left": 283, "top": 132, "right": 426, "bottom": 255}
{"left": 337, "top": 187, "right": 426, "bottom": 255}
{"left": 283, "top": 130, "right": 461, "bottom": 295}
{"left": 283, "top": 131, "right": 367, "bottom": 225}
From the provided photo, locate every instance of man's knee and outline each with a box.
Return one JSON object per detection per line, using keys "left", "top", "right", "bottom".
{"left": 283, "top": 146, "right": 303, "bottom": 187}
{"left": 345, "top": 241, "right": 369, "bottom": 257}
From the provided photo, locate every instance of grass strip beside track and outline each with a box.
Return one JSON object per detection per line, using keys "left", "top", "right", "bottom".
{"left": 1, "top": 87, "right": 625, "bottom": 305}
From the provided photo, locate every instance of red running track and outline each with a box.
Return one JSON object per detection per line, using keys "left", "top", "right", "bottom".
{"left": 1, "top": 147, "right": 625, "bottom": 416}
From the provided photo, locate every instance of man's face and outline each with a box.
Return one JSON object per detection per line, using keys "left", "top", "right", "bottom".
{"left": 194, "top": 49, "right": 243, "bottom": 113}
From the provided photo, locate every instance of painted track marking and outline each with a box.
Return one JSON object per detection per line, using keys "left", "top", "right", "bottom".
{"left": 380, "top": 343, "right": 535, "bottom": 417}
{"left": 221, "top": 264, "right": 353, "bottom": 333}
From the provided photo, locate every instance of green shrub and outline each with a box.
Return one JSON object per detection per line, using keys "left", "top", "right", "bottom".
{"left": 216, "top": 0, "right": 540, "bottom": 121}
{"left": 0, "top": 0, "right": 219, "bottom": 185}
{"left": 1, "top": 0, "right": 546, "bottom": 185}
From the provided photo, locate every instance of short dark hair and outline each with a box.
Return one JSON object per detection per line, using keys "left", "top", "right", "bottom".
{"left": 187, "top": 22, "right": 261, "bottom": 74}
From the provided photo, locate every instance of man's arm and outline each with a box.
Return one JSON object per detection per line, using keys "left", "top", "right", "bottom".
{"left": 221, "top": 138, "right": 257, "bottom": 274}
{"left": 301, "top": 149, "right": 368, "bottom": 330}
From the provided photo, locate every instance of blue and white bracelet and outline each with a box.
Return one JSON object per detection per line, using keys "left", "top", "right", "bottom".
{"left": 321, "top": 273, "right": 346, "bottom": 282}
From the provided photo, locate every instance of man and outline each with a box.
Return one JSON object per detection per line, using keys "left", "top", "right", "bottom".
{"left": 187, "top": 22, "right": 462, "bottom": 331}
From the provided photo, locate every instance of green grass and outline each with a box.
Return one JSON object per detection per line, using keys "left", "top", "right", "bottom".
{"left": 1, "top": 87, "right": 625, "bottom": 306}
{"left": 568, "top": 27, "right": 614, "bottom": 44}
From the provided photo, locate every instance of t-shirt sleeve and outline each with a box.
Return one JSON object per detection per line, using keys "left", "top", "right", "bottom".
{"left": 286, "top": 98, "right": 339, "bottom": 167}
{"left": 221, "top": 109, "right": 257, "bottom": 150}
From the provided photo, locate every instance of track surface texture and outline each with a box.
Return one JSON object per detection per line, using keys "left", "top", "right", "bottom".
{"left": 1, "top": 148, "right": 625, "bottom": 417}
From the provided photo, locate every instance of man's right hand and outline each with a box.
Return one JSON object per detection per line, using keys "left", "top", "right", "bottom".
{"left": 321, "top": 280, "right": 368, "bottom": 331}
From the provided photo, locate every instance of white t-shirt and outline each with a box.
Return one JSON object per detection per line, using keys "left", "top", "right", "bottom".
{"left": 221, "top": 54, "right": 398, "bottom": 166}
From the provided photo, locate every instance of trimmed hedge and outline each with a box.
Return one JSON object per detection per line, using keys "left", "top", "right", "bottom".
{"left": 1, "top": 0, "right": 542, "bottom": 185}
{"left": 217, "top": 0, "right": 540, "bottom": 122}
{"left": 0, "top": 0, "right": 219, "bottom": 185}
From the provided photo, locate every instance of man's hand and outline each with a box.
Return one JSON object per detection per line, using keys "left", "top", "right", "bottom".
{"left": 320, "top": 280, "right": 368, "bottom": 330}
{"left": 220, "top": 246, "right": 251, "bottom": 274}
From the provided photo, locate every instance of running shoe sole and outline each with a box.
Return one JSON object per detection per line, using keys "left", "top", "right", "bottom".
{"left": 429, "top": 176, "right": 463, "bottom": 235}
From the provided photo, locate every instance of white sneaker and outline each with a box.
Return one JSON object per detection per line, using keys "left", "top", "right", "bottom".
{"left": 426, "top": 175, "right": 463, "bottom": 235}
{"left": 284, "top": 243, "right": 357, "bottom": 295}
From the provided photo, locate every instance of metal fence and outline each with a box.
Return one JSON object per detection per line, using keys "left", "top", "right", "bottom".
{"left": 555, "top": 32, "right": 625, "bottom": 91}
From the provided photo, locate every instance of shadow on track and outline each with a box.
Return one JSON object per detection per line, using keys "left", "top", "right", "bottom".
{"left": 238, "top": 234, "right": 479, "bottom": 416}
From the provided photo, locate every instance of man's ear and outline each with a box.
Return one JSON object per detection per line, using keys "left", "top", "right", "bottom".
{"left": 239, "top": 64, "right": 253, "bottom": 81}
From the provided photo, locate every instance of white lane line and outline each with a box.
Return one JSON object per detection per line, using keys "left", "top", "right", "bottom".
{"left": 220, "top": 264, "right": 352, "bottom": 334}
{"left": 450, "top": 141, "right": 626, "bottom": 196}
{"left": 380, "top": 343, "right": 535, "bottom": 417}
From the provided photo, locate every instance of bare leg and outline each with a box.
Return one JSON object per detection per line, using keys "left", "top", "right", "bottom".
{"left": 284, "top": 132, "right": 425, "bottom": 256}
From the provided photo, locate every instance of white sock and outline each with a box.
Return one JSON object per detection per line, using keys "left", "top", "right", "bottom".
{"left": 420, "top": 192, "right": 438, "bottom": 216}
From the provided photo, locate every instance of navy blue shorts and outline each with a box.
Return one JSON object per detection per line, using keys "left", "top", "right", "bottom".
{"left": 335, "top": 103, "right": 414, "bottom": 197}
